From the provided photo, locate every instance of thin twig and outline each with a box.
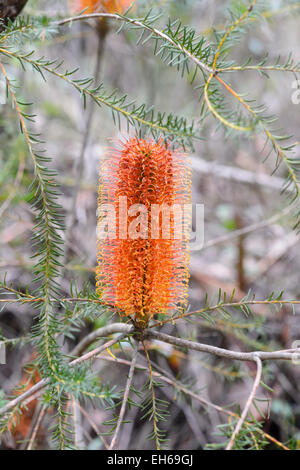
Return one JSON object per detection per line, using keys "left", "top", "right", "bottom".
{"left": 191, "top": 156, "right": 289, "bottom": 192}
{"left": 212, "top": 0, "right": 257, "bottom": 70}
{"left": 146, "top": 329, "right": 299, "bottom": 362}
{"left": 150, "top": 298, "right": 300, "bottom": 328}
{"left": 0, "top": 322, "right": 299, "bottom": 417}
{"left": 56, "top": 13, "right": 214, "bottom": 75}
{"left": 98, "top": 353, "right": 289, "bottom": 450}
{"left": 0, "top": 326, "right": 132, "bottom": 417}
{"left": 71, "top": 323, "right": 133, "bottom": 356}
{"left": 142, "top": 341, "right": 161, "bottom": 450}
{"left": 202, "top": 206, "right": 293, "bottom": 250}
{"left": 71, "top": 395, "right": 85, "bottom": 450}
{"left": 26, "top": 404, "right": 46, "bottom": 450}
{"left": 70, "top": 331, "right": 130, "bottom": 366}
{"left": 226, "top": 355, "right": 263, "bottom": 450}
{"left": 109, "top": 341, "right": 138, "bottom": 450}
{"left": 76, "top": 401, "right": 109, "bottom": 450}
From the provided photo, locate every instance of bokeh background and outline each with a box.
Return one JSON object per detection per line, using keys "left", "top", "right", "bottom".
{"left": 0, "top": 0, "right": 300, "bottom": 449}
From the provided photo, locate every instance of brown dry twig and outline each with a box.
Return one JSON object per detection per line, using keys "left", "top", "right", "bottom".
{"left": 109, "top": 341, "right": 138, "bottom": 450}
{"left": 226, "top": 355, "right": 263, "bottom": 450}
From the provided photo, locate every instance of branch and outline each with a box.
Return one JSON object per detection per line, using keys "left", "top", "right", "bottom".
{"left": 76, "top": 401, "right": 109, "bottom": 449}
{"left": 142, "top": 341, "right": 164, "bottom": 450}
{"left": 202, "top": 206, "right": 293, "bottom": 250}
{"left": 0, "top": 322, "right": 298, "bottom": 426}
{"left": 56, "top": 13, "right": 213, "bottom": 75}
{"left": 0, "top": 324, "right": 132, "bottom": 417}
{"left": 212, "top": 0, "right": 257, "bottom": 71}
{"left": 146, "top": 330, "right": 299, "bottom": 362}
{"left": 109, "top": 341, "right": 138, "bottom": 450}
{"left": 55, "top": 10, "right": 300, "bottom": 220}
{"left": 26, "top": 404, "right": 46, "bottom": 450}
{"left": 226, "top": 355, "right": 263, "bottom": 450}
{"left": 191, "top": 156, "right": 288, "bottom": 192}
{"left": 99, "top": 353, "right": 289, "bottom": 450}
{"left": 202, "top": 2, "right": 300, "bottom": 36}
{"left": 0, "top": 47, "right": 198, "bottom": 145}
{"left": 71, "top": 323, "right": 133, "bottom": 356}
{"left": 150, "top": 297, "right": 300, "bottom": 328}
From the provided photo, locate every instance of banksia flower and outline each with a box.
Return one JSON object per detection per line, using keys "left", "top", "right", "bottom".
{"left": 72, "top": 0, "right": 133, "bottom": 14}
{"left": 96, "top": 137, "right": 191, "bottom": 328}
{"left": 71, "top": 0, "right": 134, "bottom": 37}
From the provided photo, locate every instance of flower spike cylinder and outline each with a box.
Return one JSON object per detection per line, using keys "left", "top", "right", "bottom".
{"left": 96, "top": 137, "right": 191, "bottom": 328}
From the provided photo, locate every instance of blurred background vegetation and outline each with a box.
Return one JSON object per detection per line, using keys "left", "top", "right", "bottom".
{"left": 0, "top": 0, "right": 300, "bottom": 450}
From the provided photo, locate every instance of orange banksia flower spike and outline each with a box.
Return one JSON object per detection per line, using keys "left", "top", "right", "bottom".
{"left": 96, "top": 137, "right": 191, "bottom": 328}
{"left": 71, "top": 0, "right": 135, "bottom": 37}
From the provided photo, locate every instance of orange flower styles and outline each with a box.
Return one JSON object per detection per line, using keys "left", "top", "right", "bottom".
{"left": 73, "top": 0, "right": 133, "bottom": 14}
{"left": 96, "top": 137, "right": 191, "bottom": 327}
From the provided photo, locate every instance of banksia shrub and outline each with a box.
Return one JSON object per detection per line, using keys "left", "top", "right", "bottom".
{"left": 96, "top": 137, "right": 191, "bottom": 328}
{"left": 3, "top": 0, "right": 300, "bottom": 452}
